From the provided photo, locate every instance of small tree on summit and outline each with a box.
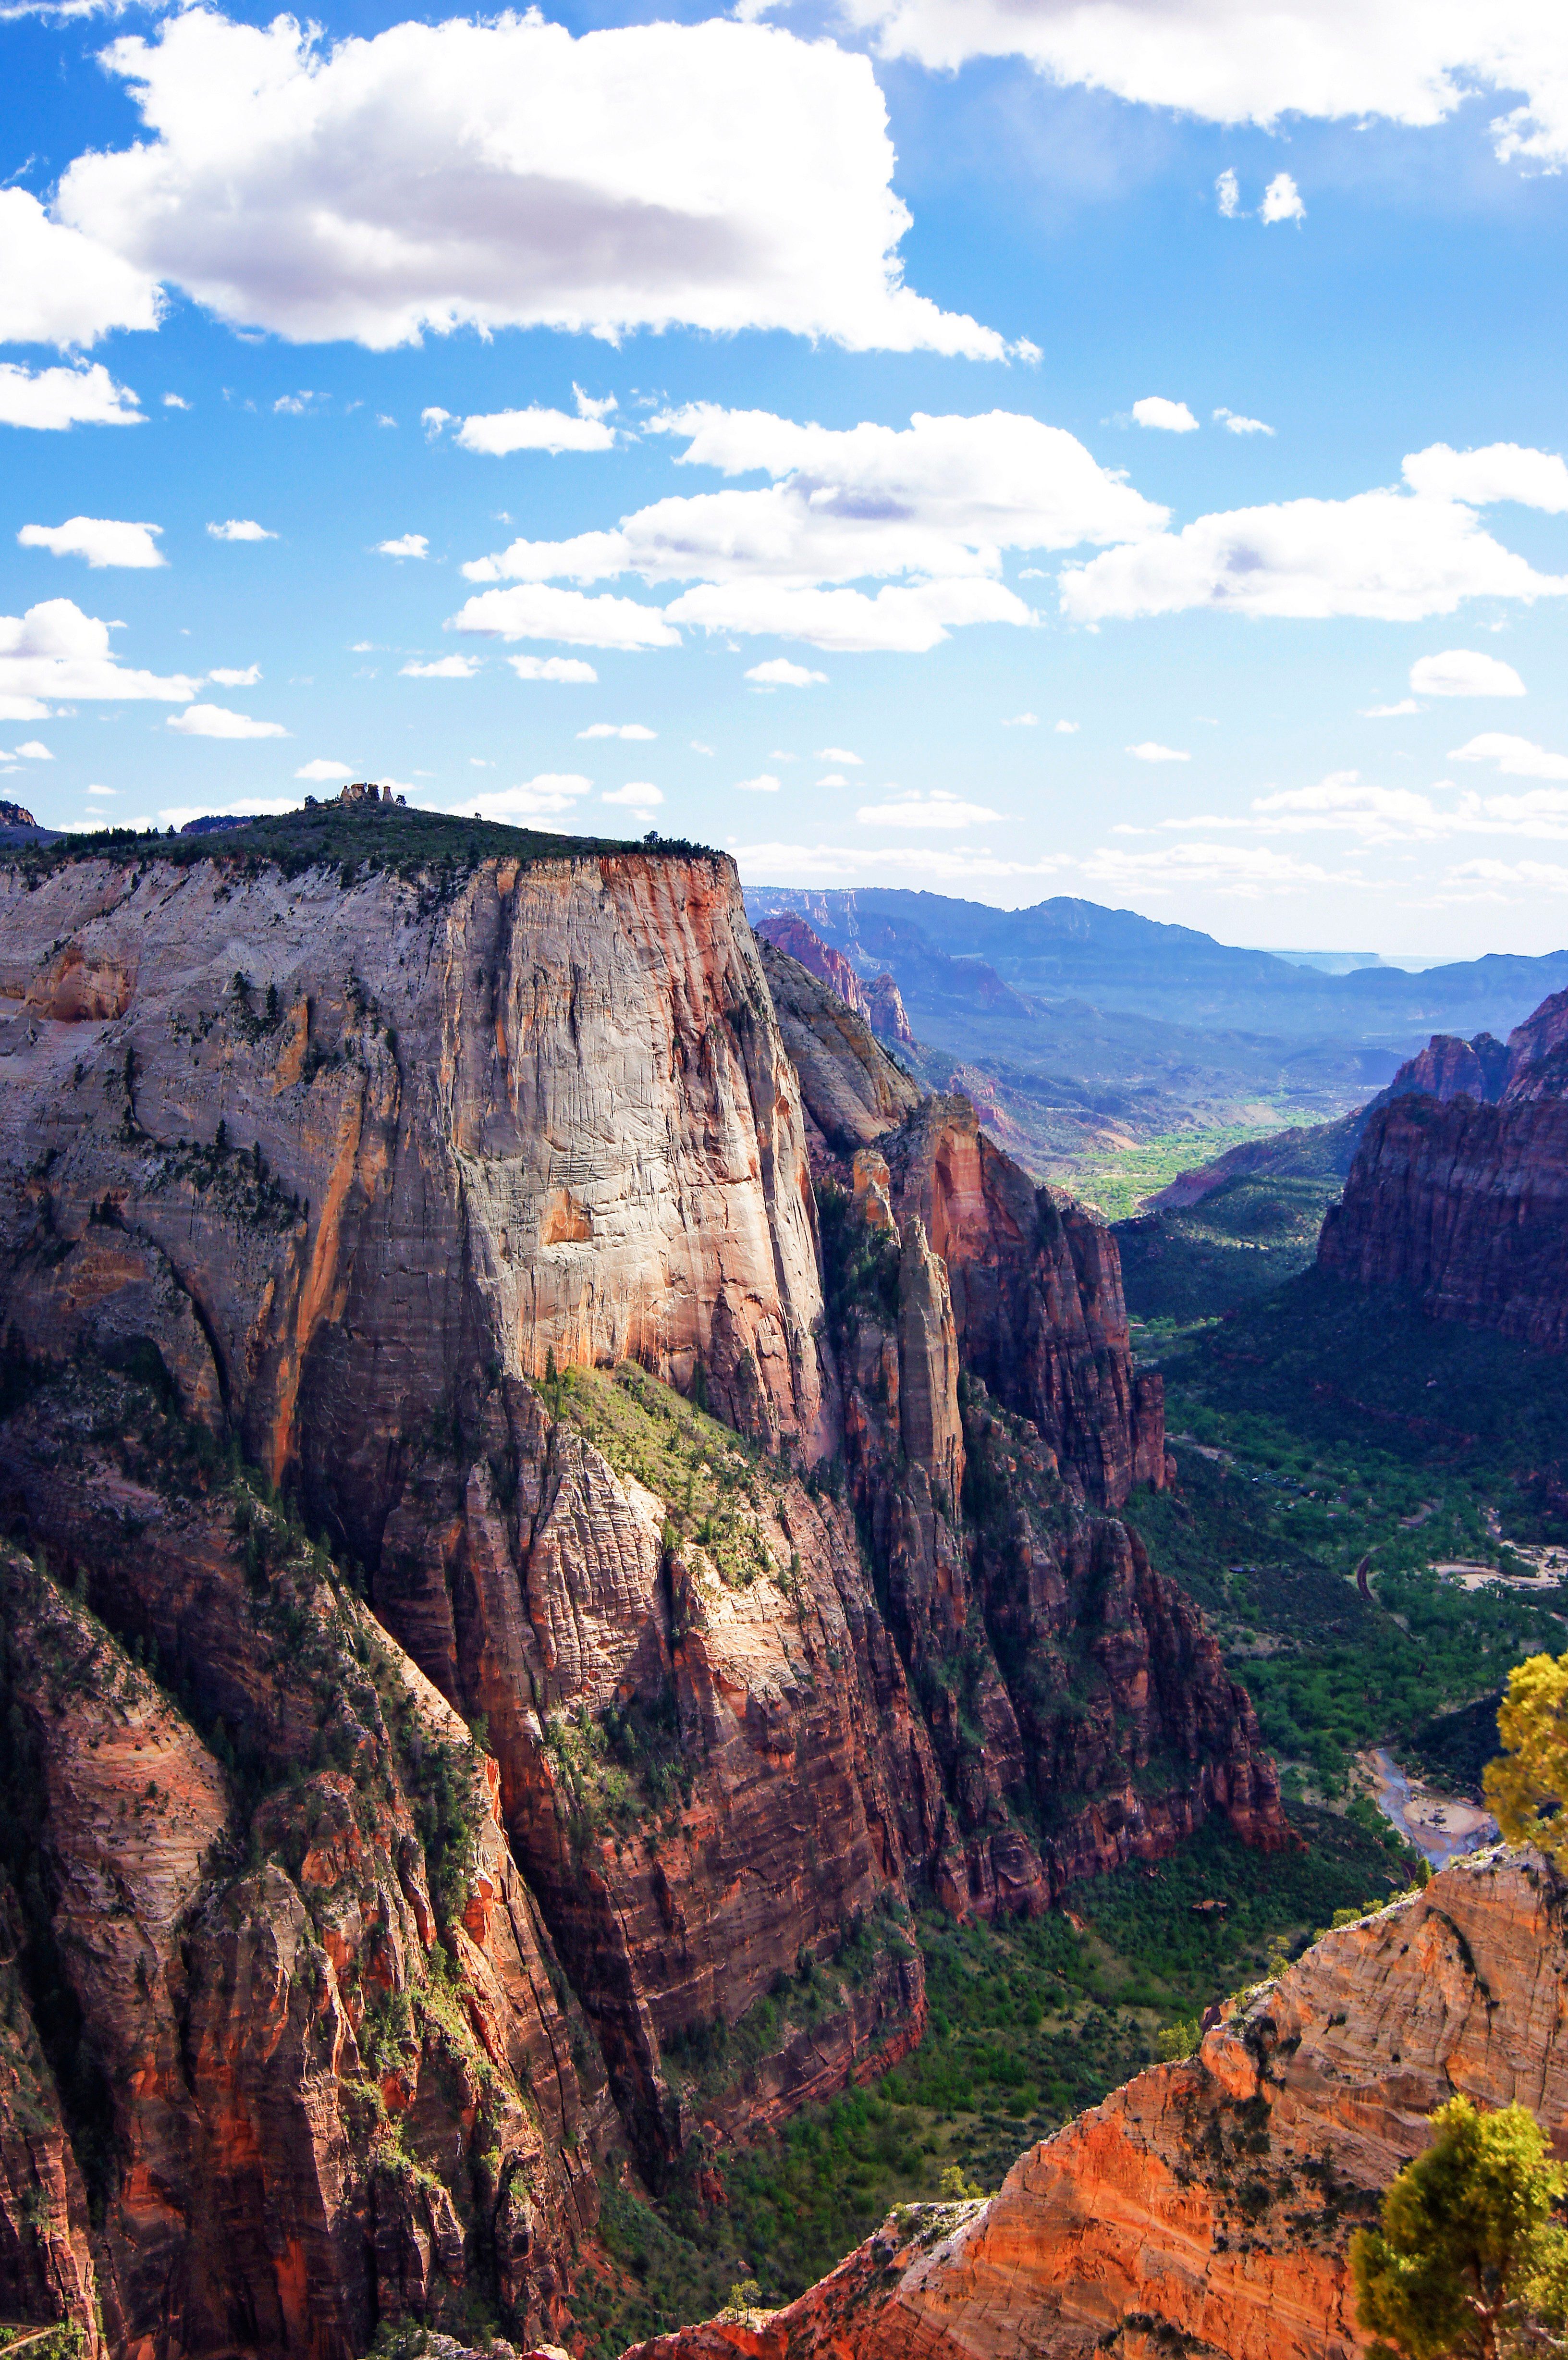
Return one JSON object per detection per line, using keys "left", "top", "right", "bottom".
{"left": 1352, "top": 2098, "right": 1568, "bottom": 2360}
{"left": 1485, "top": 1652, "right": 1568, "bottom": 1868}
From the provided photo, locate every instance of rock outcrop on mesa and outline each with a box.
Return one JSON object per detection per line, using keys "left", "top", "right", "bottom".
{"left": 1321, "top": 983, "right": 1568, "bottom": 1349}
{"left": 624, "top": 1844, "right": 1565, "bottom": 2360}
{"left": 0, "top": 818, "right": 1285, "bottom": 2353}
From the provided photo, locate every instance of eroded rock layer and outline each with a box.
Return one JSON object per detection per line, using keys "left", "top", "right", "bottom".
{"left": 1321, "top": 983, "right": 1568, "bottom": 1350}
{"left": 625, "top": 1844, "right": 1567, "bottom": 2360}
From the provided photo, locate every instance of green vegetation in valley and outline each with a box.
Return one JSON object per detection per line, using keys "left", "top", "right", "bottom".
{"left": 1115, "top": 1169, "right": 1347, "bottom": 1322}
{"left": 1125, "top": 1266, "right": 1568, "bottom": 1800}
{"left": 1062, "top": 1118, "right": 1311, "bottom": 1223}
{"left": 568, "top": 1806, "right": 1411, "bottom": 2356}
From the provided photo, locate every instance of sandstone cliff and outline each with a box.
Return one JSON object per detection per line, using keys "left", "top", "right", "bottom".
{"left": 0, "top": 1364, "right": 604, "bottom": 2359}
{"left": 624, "top": 1844, "right": 1567, "bottom": 2360}
{"left": 0, "top": 819, "right": 1283, "bottom": 2353}
{"left": 1321, "top": 983, "right": 1568, "bottom": 1349}
{"left": 755, "top": 913, "right": 914, "bottom": 1052}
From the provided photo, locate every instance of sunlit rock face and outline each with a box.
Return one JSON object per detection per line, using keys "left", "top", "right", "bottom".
{"left": 623, "top": 1846, "right": 1568, "bottom": 2360}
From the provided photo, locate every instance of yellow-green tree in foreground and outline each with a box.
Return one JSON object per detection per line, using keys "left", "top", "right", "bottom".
{"left": 1485, "top": 1652, "right": 1568, "bottom": 1866}
{"left": 1352, "top": 2099, "right": 1568, "bottom": 2360}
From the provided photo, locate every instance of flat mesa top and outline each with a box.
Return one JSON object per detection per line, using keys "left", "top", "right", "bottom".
{"left": 3, "top": 799, "right": 722, "bottom": 883}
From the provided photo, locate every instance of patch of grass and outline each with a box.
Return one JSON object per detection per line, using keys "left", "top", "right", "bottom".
{"left": 554, "top": 1362, "right": 786, "bottom": 1592}
{"left": 1064, "top": 1119, "right": 1310, "bottom": 1223}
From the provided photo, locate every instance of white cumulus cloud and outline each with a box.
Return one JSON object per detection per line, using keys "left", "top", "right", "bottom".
{"left": 0, "top": 599, "right": 198, "bottom": 720}
{"left": 857, "top": 789, "right": 1002, "bottom": 827}
{"left": 1055, "top": 718, "right": 1080, "bottom": 733}
{"left": 207, "top": 518, "right": 274, "bottom": 541}
{"left": 745, "top": 660, "right": 827, "bottom": 688}
{"left": 602, "top": 779, "right": 663, "bottom": 808}
{"left": 1450, "top": 733, "right": 1568, "bottom": 780}
{"left": 1083, "top": 840, "right": 1347, "bottom": 897}
{"left": 1062, "top": 441, "right": 1568, "bottom": 622}
{"left": 0, "top": 363, "right": 143, "bottom": 431}
{"left": 454, "top": 774, "right": 595, "bottom": 822}
{"left": 1214, "top": 407, "right": 1274, "bottom": 435}
{"left": 1411, "top": 649, "right": 1526, "bottom": 697}
{"left": 401, "top": 654, "right": 478, "bottom": 677}
{"left": 816, "top": 746, "right": 863, "bottom": 764}
{"left": 378, "top": 533, "right": 428, "bottom": 559}
{"left": 453, "top": 408, "right": 616, "bottom": 456}
{"left": 18, "top": 517, "right": 164, "bottom": 569}
{"left": 0, "top": 188, "right": 160, "bottom": 349}
{"left": 577, "top": 722, "right": 656, "bottom": 740}
{"left": 1133, "top": 396, "right": 1198, "bottom": 432}
{"left": 167, "top": 702, "right": 288, "bottom": 738}
{"left": 1215, "top": 167, "right": 1240, "bottom": 217}
{"left": 296, "top": 758, "right": 353, "bottom": 780}
{"left": 735, "top": 773, "right": 783, "bottom": 792}
{"left": 1260, "top": 171, "right": 1305, "bottom": 223}
{"left": 509, "top": 655, "right": 598, "bottom": 682}
{"left": 208, "top": 664, "right": 260, "bottom": 687}
{"left": 453, "top": 585, "right": 679, "bottom": 650}
{"left": 841, "top": 2, "right": 1568, "bottom": 174}
{"left": 1002, "top": 711, "right": 1039, "bottom": 726}
{"left": 56, "top": 9, "right": 1007, "bottom": 356}
{"left": 1363, "top": 699, "right": 1421, "bottom": 717}
{"left": 461, "top": 405, "right": 1157, "bottom": 651}
{"left": 1127, "top": 741, "right": 1190, "bottom": 762}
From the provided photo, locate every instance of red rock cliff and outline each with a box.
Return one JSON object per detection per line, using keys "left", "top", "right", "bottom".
{"left": 1320, "top": 984, "right": 1568, "bottom": 1349}
{"left": 624, "top": 1844, "right": 1566, "bottom": 2360}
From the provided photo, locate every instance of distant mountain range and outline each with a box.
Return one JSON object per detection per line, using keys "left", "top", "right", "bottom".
{"left": 745, "top": 888, "right": 1568, "bottom": 1046}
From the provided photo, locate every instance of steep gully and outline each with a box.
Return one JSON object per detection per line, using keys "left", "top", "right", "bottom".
{"left": 0, "top": 843, "right": 1281, "bottom": 2353}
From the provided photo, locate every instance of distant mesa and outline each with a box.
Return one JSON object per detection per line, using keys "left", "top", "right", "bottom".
{"left": 0, "top": 799, "right": 37, "bottom": 828}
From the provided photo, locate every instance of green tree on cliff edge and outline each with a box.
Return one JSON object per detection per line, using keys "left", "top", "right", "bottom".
{"left": 1353, "top": 2098, "right": 1568, "bottom": 2359}
{"left": 1485, "top": 1652, "right": 1568, "bottom": 1867}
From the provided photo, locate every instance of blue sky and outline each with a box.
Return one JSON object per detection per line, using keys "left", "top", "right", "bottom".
{"left": 3, "top": 0, "right": 1567, "bottom": 956}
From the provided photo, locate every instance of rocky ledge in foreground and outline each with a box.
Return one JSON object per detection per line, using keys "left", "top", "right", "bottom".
{"left": 624, "top": 1844, "right": 1568, "bottom": 2360}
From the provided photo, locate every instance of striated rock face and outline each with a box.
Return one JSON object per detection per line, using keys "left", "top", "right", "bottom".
{"left": 625, "top": 1844, "right": 1567, "bottom": 2360}
{"left": 1321, "top": 984, "right": 1568, "bottom": 1349}
{"left": 824, "top": 1172, "right": 1284, "bottom": 1920}
{"left": 0, "top": 846, "right": 830, "bottom": 1508}
{"left": 867, "top": 973, "right": 914, "bottom": 1048}
{"left": 759, "top": 939, "right": 921, "bottom": 1172}
{"left": 0, "top": 1374, "right": 605, "bottom": 2358}
{"left": 1369, "top": 1028, "right": 1511, "bottom": 1111}
{"left": 756, "top": 913, "right": 871, "bottom": 1022}
{"left": 883, "top": 1094, "right": 1165, "bottom": 1509}
{"left": 0, "top": 827, "right": 1284, "bottom": 2352}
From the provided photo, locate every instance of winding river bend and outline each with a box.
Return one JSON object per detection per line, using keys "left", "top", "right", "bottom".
{"left": 1370, "top": 1747, "right": 1499, "bottom": 1869}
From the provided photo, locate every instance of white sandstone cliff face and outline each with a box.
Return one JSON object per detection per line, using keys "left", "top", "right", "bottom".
{"left": 0, "top": 848, "right": 831, "bottom": 1538}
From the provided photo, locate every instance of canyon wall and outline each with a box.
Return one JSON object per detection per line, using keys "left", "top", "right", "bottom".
{"left": 626, "top": 1844, "right": 1568, "bottom": 2360}
{"left": 0, "top": 827, "right": 1280, "bottom": 2354}
{"left": 1320, "top": 984, "right": 1568, "bottom": 1349}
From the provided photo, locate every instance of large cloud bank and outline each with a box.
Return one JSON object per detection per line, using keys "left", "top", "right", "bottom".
{"left": 53, "top": 10, "right": 1008, "bottom": 353}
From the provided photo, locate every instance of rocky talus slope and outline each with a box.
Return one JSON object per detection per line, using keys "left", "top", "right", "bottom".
{"left": 625, "top": 1844, "right": 1568, "bottom": 2360}
{"left": 0, "top": 824, "right": 1281, "bottom": 2352}
{"left": 1321, "top": 983, "right": 1568, "bottom": 1348}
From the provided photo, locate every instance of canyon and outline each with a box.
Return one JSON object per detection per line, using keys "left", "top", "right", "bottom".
{"left": 0, "top": 818, "right": 1282, "bottom": 2353}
